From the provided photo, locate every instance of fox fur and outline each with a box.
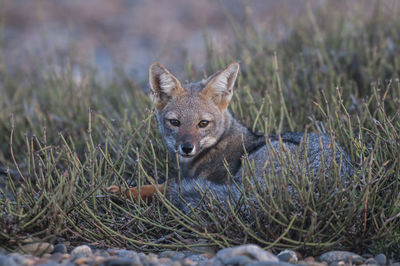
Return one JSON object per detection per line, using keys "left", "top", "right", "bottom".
{"left": 143, "top": 62, "right": 353, "bottom": 212}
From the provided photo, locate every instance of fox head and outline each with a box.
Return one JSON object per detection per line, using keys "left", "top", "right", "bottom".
{"left": 149, "top": 62, "right": 240, "bottom": 161}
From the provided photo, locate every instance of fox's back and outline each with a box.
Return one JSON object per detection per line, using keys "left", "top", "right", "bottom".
{"left": 244, "top": 132, "right": 353, "bottom": 181}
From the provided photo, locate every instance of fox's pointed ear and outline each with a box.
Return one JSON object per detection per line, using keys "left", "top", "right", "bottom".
{"left": 201, "top": 63, "right": 240, "bottom": 110}
{"left": 149, "top": 63, "right": 184, "bottom": 110}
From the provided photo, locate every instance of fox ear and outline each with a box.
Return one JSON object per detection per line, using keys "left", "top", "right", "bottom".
{"left": 149, "top": 63, "right": 184, "bottom": 110}
{"left": 201, "top": 63, "right": 240, "bottom": 110}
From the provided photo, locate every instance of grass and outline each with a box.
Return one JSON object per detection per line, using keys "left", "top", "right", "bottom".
{"left": 1, "top": 0, "right": 400, "bottom": 259}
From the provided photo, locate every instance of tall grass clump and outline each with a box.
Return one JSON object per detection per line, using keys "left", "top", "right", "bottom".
{"left": 1, "top": 0, "right": 400, "bottom": 259}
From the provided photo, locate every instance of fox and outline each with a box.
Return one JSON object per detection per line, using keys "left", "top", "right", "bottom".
{"left": 108, "top": 62, "right": 353, "bottom": 213}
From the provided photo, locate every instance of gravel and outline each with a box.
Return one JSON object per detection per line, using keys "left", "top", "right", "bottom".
{"left": 1, "top": 243, "right": 397, "bottom": 266}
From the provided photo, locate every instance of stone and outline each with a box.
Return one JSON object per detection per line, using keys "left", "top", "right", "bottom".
{"left": 304, "top": 257, "right": 315, "bottom": 262}
{"left": 159, "top": 251, "right": 177, "bottom": 259}
{"left": 74, "top": 257, "right": 92, "bottom": 265}
{"left": 52, "top": 243, "right": 67, "bottom": 254}
{"left": 224, "top": 255, "right": 254, "bottom": 265}
{"left": 374, "top": 254, "right": 386, "bottom": 265}
{"left": 70, "top": 245, "right": 92, "bottom": 259}
{"left": 146, "top": 253, "right": 160, "bottom": 265}
{"left": 159, "top": 258, "right": 172, "bottom": 264}
{"left": 11, "top": 254, "right": 37, "bottom": 266}
{"left": 364, "top": 258, "right": 379, "bottom": 265}
{"left": 320, "top": 251, "right": 364, "bottom": 265}
{"left": 216, "top": 244, "right": 279, "bottom": 263}
{"left": 38, "top": 260, "right": 59, "bottom": 266}
{"left": 0, "top": 255, "right": 18, "bottom": 266}
{"left": 277, "top": 250, "right": 298, "bottom": 263}
{"left": 246, "top": 261, "right": 295, "bottom": 266}
{"left": 298, "top": 261, "right": 328, "bottom": 266}
{"left": 171, "top": 252, "right": 186, "bottom": 261}
{"left": 182, "top": 258, "right": 196, "bottom": 266}
{"left": 184, "top": 254, "right": 208, "bottom": 263}
{"left": 21, "top": 242, "right": 54, "bottom": 255}
{"left": 105, "top": 258, "right": 139, "bottom": 266}
{"left": 328, "top": 261, "right": 347, "bottom": 266}
{"left": 0, "top": 248, "right": 6, "bottom": 255}
{"left": 117, "top": 250, "right": 139, "bottom": 259}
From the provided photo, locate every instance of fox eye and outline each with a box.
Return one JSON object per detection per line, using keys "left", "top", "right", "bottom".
{"left": 198, "top": 120, "right": 209, "bottom": 128}
{"left": 168, "top": 119, "right": 180, "bottom": 127}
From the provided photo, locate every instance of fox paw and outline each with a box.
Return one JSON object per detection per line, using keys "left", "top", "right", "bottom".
{"left": 106, "top": 184, "right": 165, "bottom": 201}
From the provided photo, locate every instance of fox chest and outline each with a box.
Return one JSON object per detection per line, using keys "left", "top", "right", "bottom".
{"left": 180, "top": 152, "right": 242, "bottom": 184}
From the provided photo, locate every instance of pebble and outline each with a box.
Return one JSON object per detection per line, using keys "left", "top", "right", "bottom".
{"left": 0, "top": 255, "right": 18, "bottom": 266}
{"left": 319, "top": 251, "right": 364, "bottom": 265}
{"left": 215, "top": 244, "right": 279, "bottom": 263}
{"left": 21, "top": 242, "right": 54, "bottom": 255}
{"left": 0, "top": 244, "right": 397, "bottom": 266}
{"left": 52, "top": 243, "right": 67, "bottom": 254}
{"left": 106, "top": 257, "right": 139, "bottom": 266}
{"left": 246, "top": 262, "right": 295, "bottom": 266}
{"left": 364, "top": 258, "right": 379, "bottom": 265}
{"left": 224, "top": 255, "right": 254, "bottom": 265}
{"left": 278, "top": 250, "right": 298, "bottom": 263}
{"left": 374, "top": 254, "right": 386, "bottom": 265}
{"left": 298, "top": 261, "right": 327, "bottom": 266}
{"left": 117, "top": 249, "right": 139, "bottom": 259}
{"left": 70, "top": 245, "right": 93, "bottom": 259}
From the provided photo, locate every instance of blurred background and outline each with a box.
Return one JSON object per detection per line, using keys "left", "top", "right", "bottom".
{"left": 3, "top": 0, "right": 393, "bottom": 83}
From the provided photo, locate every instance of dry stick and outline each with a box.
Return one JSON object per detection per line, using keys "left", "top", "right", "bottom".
{"left": 10, "top": 114, "right": 27, "bottom": 183}
{"left": 273, "top": 52, "right": 294, "bottom": 132}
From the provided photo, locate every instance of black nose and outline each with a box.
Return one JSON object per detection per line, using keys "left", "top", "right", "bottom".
{"left": 181, "top": 143, "right": 194, "bottom": 154}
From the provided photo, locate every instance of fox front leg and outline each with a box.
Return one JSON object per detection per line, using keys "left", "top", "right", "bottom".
{"left": 106, "top": 183, "right": 166, "bottom": 201}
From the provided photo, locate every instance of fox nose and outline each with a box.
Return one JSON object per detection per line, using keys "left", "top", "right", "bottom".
{"left": 180, "top": 142, "right": 194, "bottom": 154}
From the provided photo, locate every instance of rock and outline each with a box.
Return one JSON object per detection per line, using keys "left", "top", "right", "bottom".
{"left": 304, "top": 257, "right": 315, "bottom": 262}
{"left": 182, "top": 257, "right": 196, "bottom": 266}
{"left": 11, "top": 254, "right": 37, "bottom": 266}
{"left": 328, "top": 261, "right": 346, "bottom": 266}
{"left": 320, "top": 251, "right": 364, "bottom": 265}
{"left": 224, "top": 255, "right": 254, "bottom": 265}
{"left": 74, "top": 257, "right": 92, "bottom": 265}
{"left": 52, "top": 243, "right": 67, "bottom": 254}
{"left": 0, "top": 255, "right": 18, "bottom": 266}
{"left": 146, "top": 253, "right": 160, "bottom": 265}
{"left": 94, "top": 255, "right": 108, "bottom": 264}
{"left": 277, "top": 250, "right": 298, "bottom": 263}
{"left": 21, "top": 242, "right": 54, "bottom": 255}
{"left": 39, "top": 260, "right": 60, "bottom": 266}
{"left": 70, "top": 245, "right": 92, "bottom": 259}
{"left": 365, "top": 258, "right": 379, "bottom": 265}
{"left": 0, "top": 248, "right": 6, "bottom": 255}
{"left": 117, "top": 250, "right": 138, "bottom": 259}
{"left": 159, "top": 258, "right": 172, "bottom": 264}
{"left": 246, "top": 262, "right": 295, "bottom": 266}
{"left": 200, "top": 258, "right": 223, "bottom": 266}
{"left": 171, "top": 252, "right": 186, "bottom": 261}
{"left": 159, "top": 250, "right": 178, "bottom": 259}
{"left": 298, "top": 261, "right": 328, "bottom": 266}
{"left": 216, "top": 244, "right": 279, "bottom": 263}
{"left": 105, "top": 258, "right": 140, "bottom": 266}
{"left": 374, "top": 254, "right": 386, "bottom": 265}
{"left": 184, "top": 254, "right": 208, "bottom": 263}
{"left": 49, "top": 252, "right": 67, "bottom": 263}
